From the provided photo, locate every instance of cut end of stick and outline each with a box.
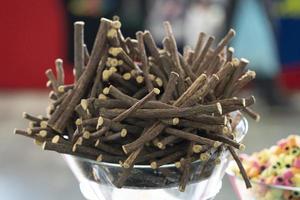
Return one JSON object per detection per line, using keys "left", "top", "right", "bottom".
{"left": 28, "top": 121, "right": 35, "bottom": 128}
{"left": 247, "top": 70, "right": 256, "bottom": 79}
{"left": 117, "top": 60, "right": 124, "bottom": 65}
{"left": 153, "top": 88, "right": 161, "bottom": 95}
{"left": 46, "top": 80, "right": 52, "bottom": 88}
{"left": 95, "top": 139, "right": 100, "bottom": 147}
{"left": 74, "top": 21, "right": 85, "bottom": 26}
{"left": 72, "top": 144, "right": 78, "bottom": 152}
{"left": 81, "top": 99, "right": 88, "bottom": 110}
{"left": 150, "top": 162, "right": 157, "bottom": 169}
{"left": 215, "top": 157, "right": 221, "bottom": 165}
{"left": 175, "top": 161, "right": 181, "bottom": 168}
{"left": 75, "top": 118, "right": 82, "bottom": 126}
{"left": 58, "top": 85, "right": 65, "bottom": 93}
{"left": 52, "top": 135, "right": 60, "bottom": 144}
{"left": 213, "top": 141, "right": 222, "bottom": 148}
{"left": 83, "top": 131, "right": 91, "bottom": 139}
{"left": 200, "top": 152, "right": 210, "bottom": 161}
{"left": 228, "top": 28, "right": 236, "bottom": 37}
{"left": 103, "top": 87, "right": 110, "bottom": 95}
{"left": 157, "top": 142, "right": 165, "bottom": 149}
{"left": 242, "top": 98, "right": 246, "bottom": 107}
{"left": 255, "top": 114, "right": 261, "bottom": 122}
{"left": 22, "top": 112, "right": 27, "bottom": 119}
{"left": 109, "top": 67, "right": 117, "bottom": 73}
{"left": 155, "top": 77, "right": 163, "bottom": 87}
{"left": 240, "top": 58, "right": 249, "bottom": 65}
{"left": 97, "top": 116, "right": 104, "bottom": 129}
{"left": 41, "top": 142, "right": 47, "bottom": 150}
{"left": 112, "top": 20, "right": 121, "bottom": 29}
{"left": 102, "top": 69, "right": 112, "bottom": 81}
{"left": 172, "top": 118, "right": 180, "bottom": 125}
{"left": 212, "top": 74, "right": 220, "bottom": 82}
{"left": 39, "top": 130, "right": 47, "bottom": 138}
{"left": 148, "top": 74, "right": 156, "bottom": 81}
{"left": 228, "top": 47, "right": 235, "bottom": 53}
{"left": 122, "top": 145, "right": 129, "bottom": 155}
{"left": 98, "top": 94, "right": 107, "bottom": 100}
{"left": 192, "top": 144, "right": 202, "bottom": 153}
{"left": 136, "top": 75, "right": 144, "bottom": 84}
{"left": 122, "top": 73, "right": 131, "bottom": 80}
{"left": 222, "top": 126, "right": 229, "bottom": 134}
{"left": 108, "top": 47, "right": 122, "bottom": 57}
{"left": 120, "top": 128, "right": 127, "bottom": 137}
{"left": 123, "top": 162, "right": 130, "bottom": 169}
{"left": 216, "top": 102, "right": 222, "bottom": 115}
{"left": 239, "top": 144, "right": 246, "bottom": 151}
{"left": 40, "top": 121, "right": 48, "bottom": 128}
{"left": 96, "top": 155, "right": 103, "bottom": 162}
{"left": 55, "top": 58, "right": 63, "bottom": 65}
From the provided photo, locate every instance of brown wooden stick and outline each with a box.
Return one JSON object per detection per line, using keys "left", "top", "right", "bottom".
{"left": 55, "top": 59, "right": 64, "bottom": 85}
{"left": 226, "top": 47, "right": 234, "bottom": 62}
{"left": 83, "top": 44, "right": 90, "bottom": 65}
{"left": 101, "top": 129, "right": 127, "bottom": 142}
{"left": 91, "top": 89, "right": 159, "bottom": 139}
{"left": 163, "top": 22, "right": 185, "bottom": 77}
{"left": 156, "top": 135, "right": 179, "bottom": 149}
{"left": 194, "top": 32, "right": 206, "bottom": 58}
{"left": 94, "top": 140, "right": 124, "bottom": 156}
{"left": 228, "top": 146, "right": 251, "bottom": 188}
{"left": 143, "top": 31, "right": 160, "bottom": 61}
{"left": 164, "top": 127, "right": 219, "bottom": 147}
{"left": 200, "top": 132, "right": 245, "bottom": 150}
{"left": 107, "top": 85, "right": 173, "bottom": 109}
{"left": 48, "top": 18, "right": 111, "bottom": 133}
{"left": 90, "top": 53, "right": 108, "bottom": 98}
{"left": 99, "top": 103, "right": 222, "bottom": 119}
{"left": 74, "top": 21, "right": 85, "bottom": 81}
{"left": 231, "top": 70, "right": 256, "bottom": 96}
{"left": 150, "top": 151, "right": 185, "bottom": 169}
{"left": 45, "top": 69, "right": 59, "bottom": 93}
{"left": 136, "top": 31, "right": 154, "bottom": 92}
{"left": 178, "top": 53, "right": 197, "bottom": 81}
{"left": 242, "top": 107, "right": 260, "bottom": 122}
{"left": 223, "top": 58, "right": 249, "bottom": 98}
{"left": 183, "top": 74, "right": 220, "bottom": 107}
{"left": 193, "top": 36, "right": 215, "bottom": 73}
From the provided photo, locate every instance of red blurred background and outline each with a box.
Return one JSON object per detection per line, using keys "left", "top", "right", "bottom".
{"left": 0, "top": 1, "right": 299, "bottom": 89}
{"left": 0, "top": 1, "right": 73, "bottom": 89}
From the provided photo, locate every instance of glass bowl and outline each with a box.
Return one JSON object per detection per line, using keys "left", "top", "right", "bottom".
{"left": 64, "top": 116, "right": 248, "bottom": 200}
{"left": 227, "top": 162, "right": 300, "bottom": 200}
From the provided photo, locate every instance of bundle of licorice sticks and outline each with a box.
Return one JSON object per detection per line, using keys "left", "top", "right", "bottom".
{"left": 15, "top": 17, "right": 259, "bottom": 191}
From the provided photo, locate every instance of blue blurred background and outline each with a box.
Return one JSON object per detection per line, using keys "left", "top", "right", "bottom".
{"left": 0, "top": 0, "right": 299, "bottom": 199}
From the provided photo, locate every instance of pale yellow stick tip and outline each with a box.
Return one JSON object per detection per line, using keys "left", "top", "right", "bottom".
{"left": 153, "top": 88, "right": 160, "bottom": 95}
{"left": 120, "top": 129, "right": 127, "bottom": 137}
{"left": 239, "top": 144, "right": 246, "bottom": 151}
{"left": 150, "top": 162, "right": 157, "bottom": 169}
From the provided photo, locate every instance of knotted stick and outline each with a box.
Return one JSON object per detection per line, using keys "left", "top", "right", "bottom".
{"left": 136, "top": 31, "right": 154, "bottom": 92}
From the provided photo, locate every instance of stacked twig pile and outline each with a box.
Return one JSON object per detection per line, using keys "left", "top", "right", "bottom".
{"left": 15, "top": 17, "right": 259, "bottom": 191}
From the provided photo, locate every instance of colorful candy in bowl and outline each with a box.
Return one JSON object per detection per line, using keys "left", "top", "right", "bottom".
{"left": 227, "top": 135, "right": 300, "bottom": 200}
